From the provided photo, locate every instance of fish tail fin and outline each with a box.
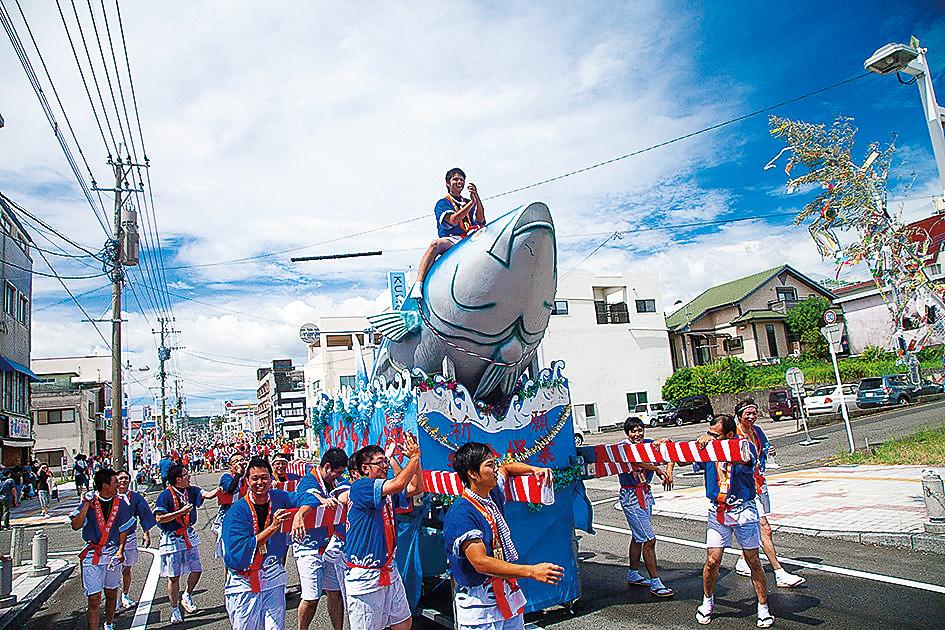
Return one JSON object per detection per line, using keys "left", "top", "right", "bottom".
{"left": 367, "top": 309, "right": 421, "bottom": 342}
{"left": 474, "top": 363, "right": 520, "bottom": 400}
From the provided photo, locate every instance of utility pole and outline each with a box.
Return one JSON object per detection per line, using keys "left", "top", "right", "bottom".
{"left": 93, "top": 155, "right": 141, "bottom": 471}
{"left": 154, "top": 316, "right": 180, "bottom": 454}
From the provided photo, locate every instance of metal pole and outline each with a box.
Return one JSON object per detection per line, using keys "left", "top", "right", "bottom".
{"left": 910, "top": 48, "right": 945, "bottom": 200}
{"left": 111, "top": 158, "right": 125, "bottom": 471}
{"left": 795, "top": 387, "right": 816, "bottom": 446}
{"left": 830, "top": 344, "right": 855, "bottom": 453}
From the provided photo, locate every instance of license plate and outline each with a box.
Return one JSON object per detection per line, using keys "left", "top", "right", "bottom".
{"left": 773, "top": 411, "right": 782, "bottom": 416}
{"left": 866, "top": 392, "right": 875, "bottom": 397}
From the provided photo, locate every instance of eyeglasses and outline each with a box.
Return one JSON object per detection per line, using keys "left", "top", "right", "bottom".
{"left": 365, "top": 458, "right": 389, "bottom": 467}
{"left": 706, "top": 430, "right": 720, "bottom": 438}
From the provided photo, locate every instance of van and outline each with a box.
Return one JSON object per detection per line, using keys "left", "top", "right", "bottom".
{"left": 632, "top": 402, "right": 669, "bottom": 426}
{"left": 767, "top": 389, "right": 800, "bottom": 420}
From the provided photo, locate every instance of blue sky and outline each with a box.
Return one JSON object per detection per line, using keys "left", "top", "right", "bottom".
{"left": 1, "top": 1, "right": 944, "bottom": 413}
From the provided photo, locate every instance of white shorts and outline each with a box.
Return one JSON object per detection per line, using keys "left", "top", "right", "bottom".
{"left": 706, "top": 504, "right": 761, "bottom": 550}
{"left": 459, "top": 614, "right": 525, "bottom": 630}
{"left": 346, "top": 569, "right": 411, "bottom": 630}
{"left": 297, "top": 553, "right": 327, "bottom": 602}
{"left": 123, "top": 545, "right": 139, "bottom": 567}
{"left": 81, "top": 557, "right": 121, "bottom": 596}
{"left": 160, "top": 547, "right": 202, "bottom": 578}
{"left": 618, "top": 488, "right": 655, "bottom": 543}
{"left": 755, "top": 492, "right": 771, "bottom": 517}
{"left": 226, "top": 586, "right": 287, "bottom": 630}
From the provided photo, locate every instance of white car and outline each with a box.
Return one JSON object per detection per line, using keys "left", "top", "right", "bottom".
{"left": 804, "top": 384, "right": 858, "bottom": 415}
{"left": 632, "top": 402, "right": 669, "bottom": 426}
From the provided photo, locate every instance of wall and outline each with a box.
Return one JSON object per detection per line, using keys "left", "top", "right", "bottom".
{"left": 541, "top": 271, "right": 673, "bottom": 430}
{"left": 32, "top": 389, "right": 98, "bottom": 462}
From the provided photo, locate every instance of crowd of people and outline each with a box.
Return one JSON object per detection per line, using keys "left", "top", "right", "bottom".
{"left": 70, "top": 431, "right": 563, "bottom": 630}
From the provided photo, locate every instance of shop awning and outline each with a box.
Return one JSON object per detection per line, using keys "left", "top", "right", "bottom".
{"left": 0, "top": 355, "right": 42, "bottom": 382}
{"left": 0, "top": 437, "right": 34, "bottom": 447}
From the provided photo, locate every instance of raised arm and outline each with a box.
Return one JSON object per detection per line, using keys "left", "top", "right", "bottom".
{"left": 467, "top": 182, "right": 485, "bottom": 224}
{"left": 70, "top": 497, "right": 92, "bottom": 531}
{"left": 382, "top": 433, "right": 421, "bottom": 497}
{"left": 499, "top": 461, "right": 552, "bottom": 486}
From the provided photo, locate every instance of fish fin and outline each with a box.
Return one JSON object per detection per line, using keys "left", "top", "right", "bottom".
{"left": 475, "top": 363, "right": 520, "bottom": 400}
{"left": 367, "top": 309, "right": 421, "bottom": 342}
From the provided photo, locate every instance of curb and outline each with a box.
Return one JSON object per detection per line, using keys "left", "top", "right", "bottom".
{"left": 0, "top": 561, "right": 76, "bottom": 630}
{"left": 652, "top": 509, "right": 945, "bottom": 555}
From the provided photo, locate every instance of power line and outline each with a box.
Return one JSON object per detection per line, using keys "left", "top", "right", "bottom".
{"left": 34, "top": 283, "right": 110, "bottom": 312}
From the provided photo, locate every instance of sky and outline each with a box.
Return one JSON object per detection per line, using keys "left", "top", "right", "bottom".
{"left": 1, "top": 1, "right": 944, "bottom": 415}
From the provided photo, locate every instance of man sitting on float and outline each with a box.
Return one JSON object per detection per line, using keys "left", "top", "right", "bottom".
{"left": 411, "top": 167, "right": 485, "bottom": 297}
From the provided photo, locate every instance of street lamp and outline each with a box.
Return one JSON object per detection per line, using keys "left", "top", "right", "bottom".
{"left": 865, "top": 37, "right": 945, "bottom": 212}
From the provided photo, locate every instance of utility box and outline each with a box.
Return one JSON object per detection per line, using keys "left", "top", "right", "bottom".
{"left": 121, "top": 205, "right": 140, "bottom": 266}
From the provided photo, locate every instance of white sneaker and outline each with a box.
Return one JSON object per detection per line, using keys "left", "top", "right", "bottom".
{"left": 735, "top": 556, "right": 752, "bottom": 576}
{"left": 104, "top": 624, "right": 115, "bottom": 630}
{"left": 180, "top": 591, "right": 198, "bottom": 613}
{"left": 170, "top": 607, "right": 183, "bottom": 624}
{"left": 121, "top": 594, "right": 137, "bottom": 609}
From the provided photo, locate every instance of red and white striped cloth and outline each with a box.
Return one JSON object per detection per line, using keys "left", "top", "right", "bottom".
{"left": 288, "top": 460, "right": 310, "bottom": 477}
{"left": 280, "top": 503, "right": 348, "bottom": 533}
{"left": 591, "top": 438, "right": 751, "bottom": 478}
{"left": 421, "top": 470, "right": 554, "bottom": 505}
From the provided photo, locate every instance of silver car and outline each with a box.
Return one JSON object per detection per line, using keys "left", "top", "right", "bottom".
{"left": 804, "top": 384, "right": 858, "bottom": 415}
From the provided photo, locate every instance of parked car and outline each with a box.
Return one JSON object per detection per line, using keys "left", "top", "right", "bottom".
{"left": 656, "top": 395, "right": 714, "bottom": 427}
{"left": 804, "top": 384, "right": 858, "bottom": 415}
{"left": 768, "top": 389, "right": 800, "bottom": 421}
{"left": 856, "top": 374, "right": 919, "bottom": 408}
{"left": 631, "top": 401, "right": 669, "bottom": 426}
{"left": 917, "top": 380, "right": 944, "bottom": 396}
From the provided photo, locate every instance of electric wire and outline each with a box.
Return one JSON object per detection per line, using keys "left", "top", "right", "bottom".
{"left": 0, "top": 0, "right": 111, "bottom": 234}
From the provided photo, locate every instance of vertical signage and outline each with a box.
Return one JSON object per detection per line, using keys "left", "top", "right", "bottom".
{"left": 388, "top": 271, "right": 407, "bottom": 310}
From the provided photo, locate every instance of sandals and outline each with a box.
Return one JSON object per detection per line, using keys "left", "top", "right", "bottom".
{"left": 626, "top": 576, "right": 649, "bottom": 587}
{"left": 757, "top": 614, "right": 775, "bottom": 628}
{"left": 695, "top": 607, "right": 713, "bottom": 625}
{"left": 650, "top": 584, "right": 674, "bottom": 598}
{"left": 776, "top": 573, "right": 806, "bottom": 588}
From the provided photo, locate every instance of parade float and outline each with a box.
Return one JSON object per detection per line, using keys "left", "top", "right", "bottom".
{"left": 308, "top": 202, "right": 751, "bottom": 618}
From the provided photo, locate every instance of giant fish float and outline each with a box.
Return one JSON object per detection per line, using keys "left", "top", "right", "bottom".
{"left": 369, "top": 202, "right": 557, "bottom": 401}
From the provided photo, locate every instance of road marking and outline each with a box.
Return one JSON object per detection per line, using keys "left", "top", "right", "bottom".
{"left": 593, "top": 523, "right": 945, "bottom": 595}
{"left": 591, "top": 497, "right": 618, "bottom": 506}
{"left": 130, "top": 548, "right": 162, "bottom": 630}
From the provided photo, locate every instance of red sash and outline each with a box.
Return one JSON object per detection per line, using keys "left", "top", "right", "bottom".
{"left": 169, "top": 488, "right": 193, "bottom": 549}
{"left": 621, "top": 466, "right": 652, "bottom": 509}
{"left": 217, "top": 476, "right": 247, "bottom": 506}
{"left": 737, "top": 425, "right": 766, "bottom": 495}
{"left": 239, "top": 494, "right": 273, "bottom": 593}
{"left": 462, "top": 491, "right": 524, "bottom": 621}
{"left": 345, "top": 495, "right": 396, "bottom": 587}
{"left": 78, "top": 495, "right": 120, "bottom": 566}
{"left": 443, "top": 194, "right": 480, "bottom": 237}
{"left": 274, "top": 477, "right": 298, "bottom": 493}
{"left": 713, "top": 462, "right": 733, "bottom": 524}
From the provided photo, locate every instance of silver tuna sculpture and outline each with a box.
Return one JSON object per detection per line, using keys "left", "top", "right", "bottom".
{"left": 369, "top": 202, "right": 557, "bottom": 401}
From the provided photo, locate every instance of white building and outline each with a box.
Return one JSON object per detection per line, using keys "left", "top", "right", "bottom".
{"left": 221, "top": 400, "right": 256, "bottom": 440}
{"left": 301, "top": 316, "right": 380, "bottom": 446}
{"left": 539, "top": 271, "right": 674, "bottom": 432}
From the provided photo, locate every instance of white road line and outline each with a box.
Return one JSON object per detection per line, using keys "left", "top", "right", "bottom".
{"left": 130, "top": 548, "right": 162, "bottom": 630}
{"left": 593, "top": 523, "right": 945, "bottom": 595}
{"left": 591, "top": 497, "right": 618, "bottom": 506}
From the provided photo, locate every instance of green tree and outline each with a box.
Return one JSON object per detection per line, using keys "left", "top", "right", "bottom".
{"left": 785, "top": 296, "right": 830, "bottom": 358}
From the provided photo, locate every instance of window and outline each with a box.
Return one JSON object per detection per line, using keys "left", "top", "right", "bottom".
{"left": 776, "top": 287, "right": 797, "bottom": 302}
{"left": 36, "top": 408, "right": 77, "bottom": 424}
{"left": 34, "top": 449, "right": 65, "bottom": 469}
{"left": 929, "top": 264, "right": 942, "bottom": 276}
{"left": 723, "top": 336, "right": 744, "bottom": 353}
{"left": 626, "top": 391, "right": 648, "bottom": 411}
{"left": 595, "top": 301, "right": 630, "bottom": 324}
{"left": 339, "top": 375, "right": 357, "bottom": 389}
{"left": 17, "top": 295, "right": 28, "bottom": 325}
{"left": 583, "top": 403, "right": 597, "bottom": 418}
{"left": 551, "top": 300, "right": 569, "bottom": 315}
{"left": 635, "top": 299, "right": 656, "bottom": 313}
{"left": 3, "top": 371, "right": 11, "bottom": 411}
{"left": 3, "top": 282, "right": 15, "bottom": 317}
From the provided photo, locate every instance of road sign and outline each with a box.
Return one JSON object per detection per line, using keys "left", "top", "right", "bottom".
{"left": 299, "top": 323, "right": 320, "bottom": 345}
{"left": 821, "top": 323, "right": 845, "bottom": 346}
{"left": 785, "top": 367, "right": 805, "bottom": 394}
{"left": 824, "top": 309, "right": 838, "bottom": 324}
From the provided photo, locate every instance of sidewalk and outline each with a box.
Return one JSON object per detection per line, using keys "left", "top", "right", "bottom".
{"left": 590, "top": 464, "right": 945, "bottom": 554}
{"left": 9, "top": 486, "right": 78, "bottom": 528}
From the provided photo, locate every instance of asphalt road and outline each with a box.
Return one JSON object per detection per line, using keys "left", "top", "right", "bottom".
{"left": 11, "top": 400, "right": 945, "bottom": 629}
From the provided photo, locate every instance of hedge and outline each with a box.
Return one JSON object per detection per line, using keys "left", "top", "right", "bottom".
{"left": 661, "top": 346, "right": 945, "bottom": 401}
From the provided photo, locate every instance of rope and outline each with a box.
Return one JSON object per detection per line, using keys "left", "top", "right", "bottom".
{"left": 415, "top": 298, "right": 535, "bottom": 368}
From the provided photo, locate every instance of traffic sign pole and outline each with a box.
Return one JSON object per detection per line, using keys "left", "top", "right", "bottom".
{"left": 786, "top": 367, "right": 818, "bottom": 446}
{"left": 822, "top": 323, "right": 855, "bottom": 453}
